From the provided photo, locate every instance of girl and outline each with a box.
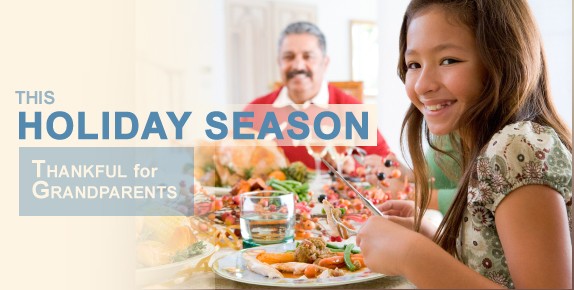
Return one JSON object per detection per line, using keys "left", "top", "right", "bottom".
{"left": 356, "top": 0, "right": 572, "bottom": 288}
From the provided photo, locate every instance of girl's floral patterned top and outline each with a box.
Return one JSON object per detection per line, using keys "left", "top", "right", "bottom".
{"left": 457, "top": 121, "right": 572, "bottom": 288}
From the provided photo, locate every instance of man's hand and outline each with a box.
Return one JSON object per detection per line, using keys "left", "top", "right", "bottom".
{"left": 363, "top": 153, "right": 413, "bottom": 199}
{"left": 323, "top": 149, "right": 355, "bottom": 174}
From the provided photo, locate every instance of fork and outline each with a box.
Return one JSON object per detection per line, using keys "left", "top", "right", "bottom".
{"left": 329, "top": 209, "right": 358, "bottom": 236}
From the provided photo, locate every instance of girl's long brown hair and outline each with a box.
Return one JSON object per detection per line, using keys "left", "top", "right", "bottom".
{"left": 398, "top": 0, "right": 572, "bottom": 257}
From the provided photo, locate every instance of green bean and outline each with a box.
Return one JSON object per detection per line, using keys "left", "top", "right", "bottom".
{"left": 326, "top": 243, "right": 344, "bottom": 250}
{"left": 343, "top": 244, "right": 357, "bottom": 271}
{"left": 327, "top": 243, "right": 361, "bottom": 254}
{"left": 270, "top": 182, "right": 290, "bottom": 193}
{"left": 328, "top": 248, "right": 345, "bottom": 252}
{"left": 283, "top": 180, "right": 302, "bottom": 186}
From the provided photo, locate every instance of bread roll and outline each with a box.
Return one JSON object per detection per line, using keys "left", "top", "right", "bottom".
{"left": 166, "top": 225, "right": 197, "bottom": 252}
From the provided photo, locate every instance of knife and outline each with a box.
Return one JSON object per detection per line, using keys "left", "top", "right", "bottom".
{"left": 321, "top": 158, "right": 383, "bottom": 216}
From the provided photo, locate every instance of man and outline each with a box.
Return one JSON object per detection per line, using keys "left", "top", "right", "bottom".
{"left": 245, "top": 21, "right": 396, "bottom": 175}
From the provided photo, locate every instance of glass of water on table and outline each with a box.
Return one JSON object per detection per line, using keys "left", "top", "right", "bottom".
{"left": 240, "top": 190, "right": 295, "bottom": 248}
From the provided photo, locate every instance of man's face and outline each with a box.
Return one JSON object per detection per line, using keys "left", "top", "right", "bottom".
{"left": 278, "top": 33, "right": 330, "bottom": 103}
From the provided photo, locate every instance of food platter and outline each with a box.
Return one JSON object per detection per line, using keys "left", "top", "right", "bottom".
{"left": 212, "top": 242, "right": 385, "bottom": 288}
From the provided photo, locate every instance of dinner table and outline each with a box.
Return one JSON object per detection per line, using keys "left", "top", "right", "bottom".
{"left": 143, "top": 247, "right": 416, "bottom": 290}
{"left": 149, "top": 273, "right": 415, "bottom": 289}
{"left": 139, "top": 176, "right": 443, "bottom": 289}
{"left": 139, "top": 210, "right": 443, "bottom": 290}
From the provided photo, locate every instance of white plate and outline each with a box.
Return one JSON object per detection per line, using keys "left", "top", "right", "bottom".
{"left": 212, "top": 242, "right": 385, "bottom": 288}
{"left": 136, "top": 242, "right": 216, "bottom": 287}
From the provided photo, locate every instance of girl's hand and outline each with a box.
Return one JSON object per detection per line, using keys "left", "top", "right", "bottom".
{"left": 356, "top": 216, "right": 420, "bottom": 276}
{"left": 378, "top": 200, "right": 438, "bottom": 239}
{"left": 378, "top": 200, "right": 415, "bottom": 217}
{"left": 377, "top": 200, "right": 416, "bottom": 230}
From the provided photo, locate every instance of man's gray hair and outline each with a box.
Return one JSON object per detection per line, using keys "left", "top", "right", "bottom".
{"left": 278, "top": 21, "right": 326, "bottom": 54}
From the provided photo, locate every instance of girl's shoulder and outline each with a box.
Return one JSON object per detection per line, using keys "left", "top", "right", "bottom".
{"left": 473, "top": 121, "right": 572, "bottom": 211}
{"left": 484, "top": 121, "right": 568, "bottom": 158}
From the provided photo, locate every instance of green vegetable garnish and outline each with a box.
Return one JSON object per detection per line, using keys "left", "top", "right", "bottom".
{"left": 327, "top": 243, "right": 361, "bottom": 254}
{"left": 343, "top": 244, "right": 357, "bottom": 271}
{"left": 326, "top": 243, "right": 344, "bottom": 250}
{"left": 172, "top": 241, "right": 207, "bottom": 263}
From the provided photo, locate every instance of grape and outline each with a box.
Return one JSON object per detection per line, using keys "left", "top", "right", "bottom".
{"left": 384, "top": 159, "right": 393, "bottom": 167}
{"left": 377, "top": 172, "right": 386, "bottom": 180}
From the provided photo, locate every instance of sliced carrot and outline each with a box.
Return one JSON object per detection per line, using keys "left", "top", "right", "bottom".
{"left": 352, "top": 257, "right": 365, "bottom": 268}
{"left": 317, "top": 256, "right": 345, "bottom": 269}
{"left": 335, "top": 252, "right": 363, "bottom": 259}
{"left": 256, "top": 252, "right": 295, "bottom": 264}
{"left": 304, "top": 265, "right": 319, "bottom": 278}
{"left": 332, "top": 253, "right": 365, "bottom": 269}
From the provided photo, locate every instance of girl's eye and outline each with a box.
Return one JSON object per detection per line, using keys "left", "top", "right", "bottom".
{"left": 407, "top": 62, "right": 421, "bottom": 69}
{"left": 441, "top": 58, "right": 460, "bottom": 65}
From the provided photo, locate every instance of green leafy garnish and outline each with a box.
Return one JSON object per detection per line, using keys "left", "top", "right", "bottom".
{"left": 172, "top": 241, "right": 207, "bottom": 262}
{"left": 243, "top": 167, "right": 254, "bottom": 179}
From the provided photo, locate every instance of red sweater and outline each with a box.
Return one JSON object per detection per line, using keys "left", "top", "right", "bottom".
{"left": 244, "top": 84, "right": 391, "bottom": 169}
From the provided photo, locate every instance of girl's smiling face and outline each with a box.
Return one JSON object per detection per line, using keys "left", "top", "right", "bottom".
{"left": 404, "top": 7, "right": 487, "bottom": 136}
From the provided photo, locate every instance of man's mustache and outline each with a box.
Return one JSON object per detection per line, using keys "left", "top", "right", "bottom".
{"left": 286, "top": 70, "right": 312, "bottom": 80}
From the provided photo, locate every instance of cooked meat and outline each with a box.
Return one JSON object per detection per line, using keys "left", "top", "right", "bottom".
{"left": 214, "top": 136, "right": 288, "bottom": 186}
{"left": 247, "top": 177, "right": 267, "bottom": 191}
{"left": 307, "top": 237, "right": 326, "bottom": 249}
{"left": 294, "top": 238, "right": 334, "bottom": 263}
{"left": 322, "top": 199, "right": 350, "bottom": 239}
{"left": 271, "top": 262, "right": 344, "bottom": 278}
{"left": 230, "top": 179, "right": 250, "bottom": 196}
{"left": 243, "top": 252, "right": 284, "bottom": 279}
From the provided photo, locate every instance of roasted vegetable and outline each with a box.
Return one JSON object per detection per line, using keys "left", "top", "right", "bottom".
{"left": 281, "top": 161, "right": 309, "bottom": 183}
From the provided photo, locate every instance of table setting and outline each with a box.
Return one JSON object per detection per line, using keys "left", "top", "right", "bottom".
{"left": 134, "top": 144, "right": 435, "bottom": 289}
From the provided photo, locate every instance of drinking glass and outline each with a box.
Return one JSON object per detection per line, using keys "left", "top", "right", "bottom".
{"left": 328, "top": 145, "right": 348, "bottom": 173}
{"left": 240, "top": 190, "right": 295, "bottom": 248}
{"left": 305, "top": 140, "right": 329, "bottom": 176}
